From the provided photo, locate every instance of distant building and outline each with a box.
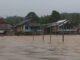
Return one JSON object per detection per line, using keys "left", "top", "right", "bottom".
{"left": 15, "top": 19, "right": 43, "bottom": 35}
{"left": 0, "top": 19, "right": 12, "bottom": 34}
{"left": 47, "top": 19, "right": 76, "bottom": 34}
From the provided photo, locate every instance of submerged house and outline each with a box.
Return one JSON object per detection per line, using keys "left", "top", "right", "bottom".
{"left": 0, "top": 19, "right": 11, "bottom": 34}
{"left": 15, "top": 19, "right": 43, "bottom": 35}
{"left": 47, "top": 19, "right": 76, "bottom": 34}
{"left": 76, "top": 24, "right": 80, "bottom": 33}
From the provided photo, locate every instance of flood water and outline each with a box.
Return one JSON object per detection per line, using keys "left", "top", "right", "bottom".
{"left": 0, "top": 35, "right": 80, "bottom": 60}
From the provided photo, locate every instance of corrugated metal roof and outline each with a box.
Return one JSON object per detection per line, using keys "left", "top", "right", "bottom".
{"left": 47, "top": 19, "right": 69, "bottom": 27}
{"left": 0, "top": 23, "right": 11, "bottom": 30}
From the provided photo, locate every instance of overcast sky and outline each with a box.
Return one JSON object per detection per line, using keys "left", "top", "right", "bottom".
{"left": 0, "top": 0, "right": 80, "bottom": 17}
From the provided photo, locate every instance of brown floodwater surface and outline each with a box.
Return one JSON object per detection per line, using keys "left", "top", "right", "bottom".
{"left": 0, "top": 35, "right": 80, "bottom": 60}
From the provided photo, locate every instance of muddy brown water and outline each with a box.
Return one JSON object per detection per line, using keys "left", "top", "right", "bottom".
{"left": 0, "top": 35, "right": 80, "bottom": 60}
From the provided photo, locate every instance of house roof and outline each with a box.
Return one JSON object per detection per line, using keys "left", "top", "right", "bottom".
{"left": 0, "top": 19, "right": 6, "bottom": 23}
{"left": 15, "top": 19, "right": 40, "bottom": 27}
{"left": 0, "top": 23, "right": 11, "bottom": 30}
{"left": 0, "top": 19, "right": 11, "bottom": 30}
{"left": 16, "top": 19, "right": 31, "bottom": 26}
{"left": 56, "top": 20, "right": 67, "bottom": 24}
{"left": 47, "top": 19, "right": 70, "bottom": 27}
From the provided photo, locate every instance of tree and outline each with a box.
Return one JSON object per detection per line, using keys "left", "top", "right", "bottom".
{"left": 60, "top": 14, "right": 66, "bottom": 20}
{"left": 25, "top": 12, "right": 40, "bottom": 20}
{"left": 5, "top": 16, "right": 24, "bottom": 26}
{"left": 40, "top": 15, "right": 50, "bottom": 24}
{"left": 50, "top": 10, "right": 61, "bottom": 22}
{"left": 71, "top": 13, "right": 80, "bottom": 25}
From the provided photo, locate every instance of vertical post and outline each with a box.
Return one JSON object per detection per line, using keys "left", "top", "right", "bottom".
{"left": 55, "top": 26, "right": 57, "bottom": 35}
{"left": 33, "top": 31, "right": 34, "bottom": 41}
{"left": 62, "top": 22, "right": 64, "bottom": 42}
{"left": 33, "top": 26, "right": 35, "bottom": 41}
{"left": 42, "top": 26, "right": 45, "bottom": 47}
{"left": 70, "top": 26, "right": 72, "bottom": 34}
{"left": 43, "top": 27, "right": 44, "bottom": 40}
{"left": 50, "top": 26, "right": 52, "bottom": 44}
{"left": 49, "top": 26, "right": 53, "bottom": 49}
{"left": 32, "top": 28, "right": 35, "bottom": 46}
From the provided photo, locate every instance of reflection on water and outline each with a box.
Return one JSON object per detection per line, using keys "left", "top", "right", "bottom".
{"left": 0, "top": 35, "right": 80, "bottom": 60}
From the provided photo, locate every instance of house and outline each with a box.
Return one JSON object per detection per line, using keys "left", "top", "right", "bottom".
{"left": 15, "top": 19, "right": 43, "bottom": 35}
{"left": 0, "top": 19, "right": 12, "bottom": 34}
{"left": 76, "top": 24, "right": 80, "bottom": 33}
{"left": 47, "top": 19, "right": 76, "bottom": 34}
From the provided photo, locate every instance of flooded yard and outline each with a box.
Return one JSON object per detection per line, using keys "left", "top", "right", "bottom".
{"left": 0, "top": 35, "right": 80, "bottom": 60}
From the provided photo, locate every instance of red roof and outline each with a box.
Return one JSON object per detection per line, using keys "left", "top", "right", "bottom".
{"left": 0, "top": 19, "right": 5, "bottom": 23}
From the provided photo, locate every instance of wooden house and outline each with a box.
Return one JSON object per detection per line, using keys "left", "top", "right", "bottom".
{"left": 47, "top": 19, "right": 76, "bottom": 34}
{"left": 0, "top": 19, "right": 11, "bottom": 34}
{"left": 15, "top": 19, "right": 43, "bottom": 35}
{"left": 76, "top": 24, "right": 80, "bottom": 33}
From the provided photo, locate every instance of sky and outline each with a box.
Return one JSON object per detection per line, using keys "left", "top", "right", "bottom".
{"left": 0, "top": 0, "right": 80, "bottom": 17}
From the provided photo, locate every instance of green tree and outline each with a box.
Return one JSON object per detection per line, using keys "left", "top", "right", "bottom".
{"left": 50, "top": 10, "right": 61, "bottom": 22}
{"left": 60, "top": 14, "right": 66, "bottom": 20}
{"left": 5, "top": 16, "right": 24, "bottom": 26}
{"left": 71, "top": 14, "right": 80, "bottom": 25}
{"left": 40, "top": 15, "right": 50, "bottom": 24}
{"left": 25, "top": 12, "right": 40, "bottom": 20}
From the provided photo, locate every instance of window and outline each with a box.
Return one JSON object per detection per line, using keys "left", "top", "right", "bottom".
{"left": 36, "top": 26, "right": 40, "bottom": 30}
{"left": 25, "top": 26, "right": 28, "bottom": 29}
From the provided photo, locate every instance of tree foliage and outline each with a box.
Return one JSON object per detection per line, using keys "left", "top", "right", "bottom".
{"left": 5, "top": 16, "right": 24, "bottom": 26}
{"left": 40, "top": 15, "right": 50, "bottom": 24}
{"left": 25, "top": 12, "right": 39, "bottom": 20}
{"left": 50, "top": 10, "right": 61, "bottom": 22}
{"left": 61, "top": 13, "right": 80, "bottom": 25}
{"left": 71, "top": 13, "right": 80, "bottom": 25}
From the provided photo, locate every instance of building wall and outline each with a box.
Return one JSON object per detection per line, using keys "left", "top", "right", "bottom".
{"left": 51, "top": 26, "right": 58, "bottom": 33}
{"left": 58, "top": 24, "right": 76, "bottom": 33}
{"left": 16, "top": 26, "right": 23, "bottom": 32}
{"left": 23, "top": 24, "right": 31, "bottom": 32}
{"left": 22, "top": 24, "right": 43, "bottom": 33}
